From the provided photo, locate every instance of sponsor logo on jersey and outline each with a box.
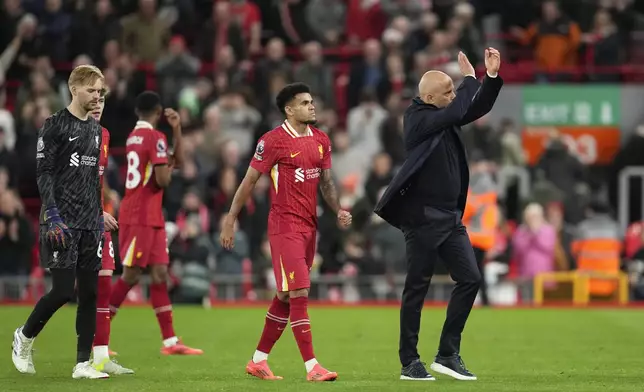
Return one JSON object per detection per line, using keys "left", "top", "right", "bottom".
{"left": 70, "top": 152, "right": 98, "bottom": 167}
{"left": 295, "top": 167, "right": 320, "bottom": 182}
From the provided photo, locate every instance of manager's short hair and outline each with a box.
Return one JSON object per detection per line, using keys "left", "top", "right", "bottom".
{"left": 275, "top": 83, "right": 311, "bottom": 115}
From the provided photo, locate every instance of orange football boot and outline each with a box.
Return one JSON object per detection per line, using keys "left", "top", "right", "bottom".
{"left": 246, "top": 360, "right": 283, "bottom": 380}
{"left": 160, "top": 340, "right": 203, "bottom": 355}
{"left": 307, "top": 363, "right": 338, "bottom": 381}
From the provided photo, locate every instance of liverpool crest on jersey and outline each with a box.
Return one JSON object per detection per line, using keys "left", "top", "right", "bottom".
{"left": 318, "top": 144, "right": 323, "bottom": 159}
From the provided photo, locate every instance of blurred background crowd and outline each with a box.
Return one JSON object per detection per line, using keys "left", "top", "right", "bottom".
{"left": 2, "top": 0, "right": 644, "bottom": 305}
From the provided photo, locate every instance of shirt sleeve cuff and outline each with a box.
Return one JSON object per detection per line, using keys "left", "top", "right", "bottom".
{"left": 486, "top": 71, "right": 498, "bottom": 78}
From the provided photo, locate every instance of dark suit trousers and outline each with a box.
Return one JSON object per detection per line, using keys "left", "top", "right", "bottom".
{"left": 399, "top": 210, "right": 482, "bottom": 366}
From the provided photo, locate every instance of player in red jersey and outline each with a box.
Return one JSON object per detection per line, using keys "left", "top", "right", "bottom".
{"left": 108, "top": 91, "right": 202, "bottom": 355}
{"left": 220, "top": 83, "right": 352, "bottom": 381}
{"left": 89, "top": 92, "right": 135, "bottom": 374}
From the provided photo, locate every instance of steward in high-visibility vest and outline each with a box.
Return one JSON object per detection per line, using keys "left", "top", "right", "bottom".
{"left": 463, "top": 162, "right": 499, "bottom": 306}
{"left": 464, "top": 174, "right": 500, "bottom": 252}
{"left": 571, "top": 201, "right": 622, "bottom": 296}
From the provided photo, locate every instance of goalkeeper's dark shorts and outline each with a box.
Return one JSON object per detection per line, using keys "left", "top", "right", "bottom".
{"left": 39, "top": 226, "right": 103, "bottom": 271}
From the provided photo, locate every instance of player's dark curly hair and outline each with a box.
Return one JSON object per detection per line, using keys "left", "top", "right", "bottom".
{"left": 275, "top": 82, "right": 311, "bottom": 116}
{"left": 135, "top": 91, "right": 162, "bottom": 117}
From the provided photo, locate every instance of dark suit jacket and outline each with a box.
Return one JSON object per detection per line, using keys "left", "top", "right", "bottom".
{"left": 373, "top": 74, "right": 504, "bottom": 229}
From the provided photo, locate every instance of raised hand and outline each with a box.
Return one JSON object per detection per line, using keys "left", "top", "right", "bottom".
{"left": 457, "top": 51, "right": 475, "bottom": 78}
{"left": 484, "top": 47, "right": 501, "bottom": 76}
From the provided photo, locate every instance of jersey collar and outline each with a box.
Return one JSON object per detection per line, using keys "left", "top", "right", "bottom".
{"left": 282, "top": 120, "right": 312, "bottom": 138}
{"left": 134, "top": 120, "right": 154, "bottom": 129}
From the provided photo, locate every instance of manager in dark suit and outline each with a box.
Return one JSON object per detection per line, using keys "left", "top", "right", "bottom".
{"left": 374, "top": 49, "right": 503, "bottom": 381}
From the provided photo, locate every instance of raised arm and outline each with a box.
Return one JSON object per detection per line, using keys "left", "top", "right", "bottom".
{"left": 458, "top": 48, "right": 503, "bottom": 125}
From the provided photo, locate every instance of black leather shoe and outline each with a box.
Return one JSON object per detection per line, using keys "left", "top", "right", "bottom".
{"left": 430, "top": 354, "right": 477, "bottom": 381}
{"left": 400, "top": 359, "right": 435, "bottom": 381}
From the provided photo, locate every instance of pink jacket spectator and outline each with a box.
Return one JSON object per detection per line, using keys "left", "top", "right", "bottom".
{"left": 512, "top": 224, "right": 557, "bottom": 278}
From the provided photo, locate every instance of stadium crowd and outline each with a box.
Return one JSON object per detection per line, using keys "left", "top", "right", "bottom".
{"left": 1, "top": 0, "right": 644, "bottom": 303}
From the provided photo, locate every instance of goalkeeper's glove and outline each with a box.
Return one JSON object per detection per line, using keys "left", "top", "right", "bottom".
{"left": 99, "top": 213, "right": 105, "bottom": 233}
{"left": 43, "top": 207, "right": 70, "bottom": 251}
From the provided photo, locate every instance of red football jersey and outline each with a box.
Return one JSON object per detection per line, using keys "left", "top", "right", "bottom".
{"left": 99, "top": 127, "right": 110, "bottom": 206}
{"left": 119, "top": 121, "right": 169, "bottom": 228}
{"left": 250, "top": 120, "right": 332, "bottom": 235}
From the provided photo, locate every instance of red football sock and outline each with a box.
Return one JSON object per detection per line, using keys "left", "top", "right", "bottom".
{"left": 109, "top": 278, "right": 132, "bottom": 319}
{"left": 290, "top": 296, "right": 315, "bottom": 362}
{"left": 150, "top": 282, "right": 176, "bottom": 341}
{"left": 256, "top": 296, "right": 290, "bottom": 354}
{"left": 93, "top": 275, "right": 112, "bottom": 347}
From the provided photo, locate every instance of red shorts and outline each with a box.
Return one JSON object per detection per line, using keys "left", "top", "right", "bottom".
{"left": 269, "top": 231, "right": 316, "bottom": 292}
{"left": 101, "top": 231, "right": 115, "bottom": 270}
{"left": 119, "top": 224, "right": 169, "bottom": 268}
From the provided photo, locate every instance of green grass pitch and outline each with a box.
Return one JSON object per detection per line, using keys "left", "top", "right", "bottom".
{"left": 1, "top": 305, "right": 642, "bottom": 391}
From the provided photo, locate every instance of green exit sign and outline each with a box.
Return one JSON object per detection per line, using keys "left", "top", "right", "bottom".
{"left": 522, "top": 86, "right": 620, "bottom": 126}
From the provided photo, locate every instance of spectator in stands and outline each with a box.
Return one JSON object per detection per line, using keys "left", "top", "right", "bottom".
{"left": 345, "top": 0, "right": 387, "bottom": 45}
{"left": 330, "top": 130, "right": 370, "bottom": 193}
{"left": 16, "top": 71, "right": 63, "bottom": 117}
{"left": 347, "top": 89, "right": 387, "bottom": 160}
{"left": 6, "top": 13, "right": 41, "bottom": 80}
{"left": 511, "top": 0, "right": 581, "bottom": 81}
{"left": 364, "top": 152, "right": 394, "bottom": 207}
{"left": 165, "top": 155, "right": 205, "bottom": 221}
{"left": 536, "top": 131, "right": 588, "bottom": 223}
{"left": 0, "top": 189, "right": 34, "bottom": 278}
{"left": 305, "top": 0, "right": 346, "bottom": 46}
{"left": 347, "top": 39, "right": 384, "bottom": 108}
{"left": 512, "top": 203, "right": 557, "bottom": 279}
{"left": 425, "top": 30, "right": 459, "bottom": 72}
{"left": 69, "top": 0, "right": 120, "bottom": 62}
{"left": 0, "top": 130, "right": 18, "bottom": 187}
{"left": 169, "top": 212, "right": 216, "bottom": 304}
{"left": 245, "top": 176, "right": 270, "bottom": 261}
{"left": 212, "top": 166, "right": 240, "bottom": 225}
{"left": 584, "top": 8, "right": 621, "bottom": 82}
{"left": 294, "top": 41, "right": 336, "bottom": 109}
{"left": 217, "top": 90, "right": 261, "bottom": 158}
{"left": 367, "top": 187, "right": 406, "bottom": 274}
{"left": 215, "top": 45, "right": 248, "bottom": 92}
{"left": 253, "top": 38, "right": 292, "bottom": 105}
{"left": 38, "top": 0, "right": 71, "bottom": 62}
{"left": 196, "top": 1, "right": 246, "bottom": 63}
{"left": 546, "top": 201, "right": 576, "bottom": 270}
{"left": 407, "top": 11, "right": 439, "bottom": 54}
{"left": 229, "top": 0, "right": 262, "bottom": 55}
{"left": 380, "top": 0, "right": 430, "bottom": 22}
{"left": 451, "top": 2, "right": 484, "bottom": 66}
{"left": 462, "top": 115, "right": 502, "bottom": 162}
{"left": 0, "top": 0, "right": 24, "bottom": 51}
{"left": 379, "top": 100, "right": 405, "bottom": 166}
{"left": 213, "top": 214, "right": 249, "bottom": 275}
{"left": 572, "top": 199, "right": 622, "bottom": 297}
{"left": 155, "top": 35, "right": 200, "bottom": 107}
{"left": 121, "top": 0, "right": 170, "bottom": 62}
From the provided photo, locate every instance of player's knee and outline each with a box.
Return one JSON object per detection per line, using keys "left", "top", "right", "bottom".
{"left": 288, "top": 288, "right": 309, "bottom": 299}
{"left": 150, "top": 265, "right": 168, "bottom": 283}
{"left": 276, "top": 291, "right": 290, "bottom": 302}
{"left": 122, "top": 266, "right": 141, "bottom": 286}
{"left": 50, "top": 281, "right": 76, "bottom": 304}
